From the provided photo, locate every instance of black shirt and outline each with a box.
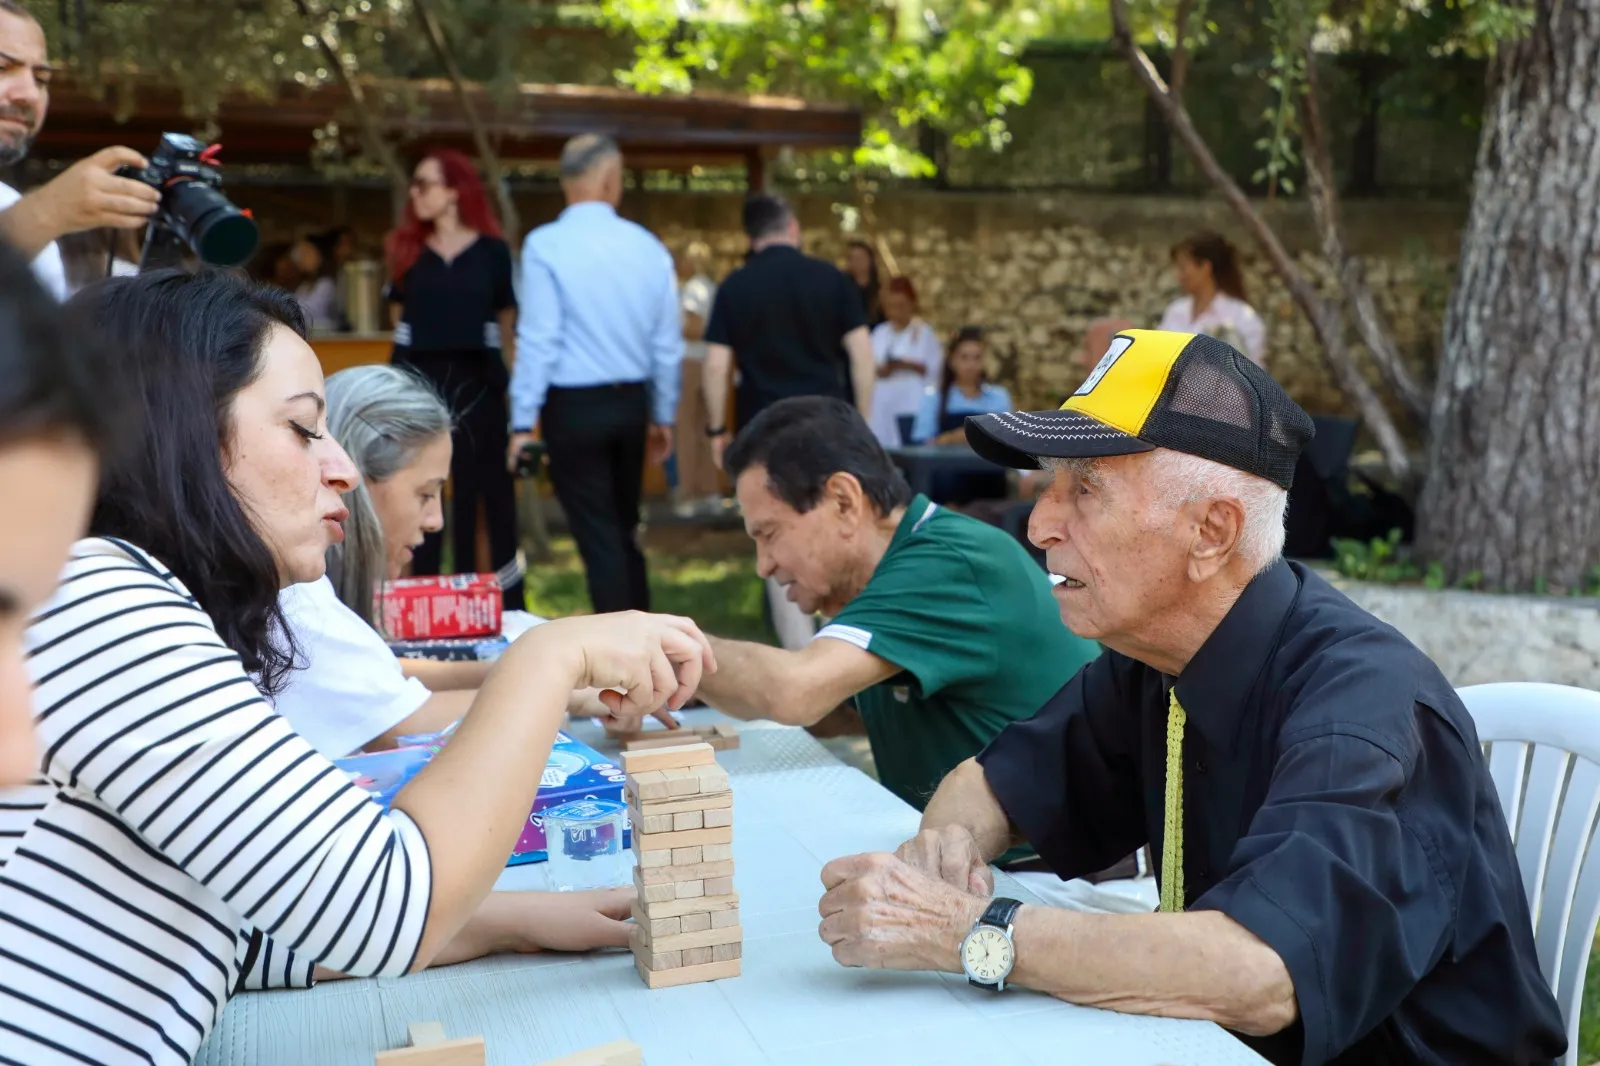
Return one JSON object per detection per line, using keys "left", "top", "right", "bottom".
{"left": 390, "top": 236, "right": 516, "bottom": 353}
{"left": 704, "top": 245, "right": 867, "bottom": 427}
{"left": 978, "top": 560, "right": 1564, "bottom": 1066}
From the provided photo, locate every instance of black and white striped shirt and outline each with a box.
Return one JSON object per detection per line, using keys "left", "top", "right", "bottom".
{"left": 0, "top": 538, "right": 433, "bottom": 1065}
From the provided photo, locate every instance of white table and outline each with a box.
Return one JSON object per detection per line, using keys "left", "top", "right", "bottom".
{"left": 196, "top": 716, "right": 1266, "bottom": 1066}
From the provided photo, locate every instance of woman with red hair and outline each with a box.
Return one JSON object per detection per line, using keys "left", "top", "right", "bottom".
{"left": 866, "top": 274, "right": 943, "bottom": 448}
{"left": 385, "top": 150, "right": 522, "bottom": 608}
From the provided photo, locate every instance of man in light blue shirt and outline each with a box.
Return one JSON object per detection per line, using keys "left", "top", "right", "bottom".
{"left": 508, "top": 134, "right": 682, "bottom": 612}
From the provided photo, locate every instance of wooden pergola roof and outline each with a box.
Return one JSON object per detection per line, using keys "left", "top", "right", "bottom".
{"left": 31, "top": 76, "right": 862, "bottom": 171}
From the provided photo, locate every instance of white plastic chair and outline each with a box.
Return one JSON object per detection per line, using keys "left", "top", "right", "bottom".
{"left": 1459, "top": 681, "right": 1600, "bottom": 1065}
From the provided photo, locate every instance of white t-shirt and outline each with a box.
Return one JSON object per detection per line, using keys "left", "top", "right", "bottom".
{"left": 274, "top": 576, "right": 432, "bottom": 757}
{"left": 0, "top": 179, "right": 68, "bottom": 301}
{"left": 680, "top": 273, "right": 716, "bottom": 361}
{"left": 867, "top": 318, "right": 944, "bottom": 448}
{"left": 1158, "top": 292, "right": 1267, "bottom": 367}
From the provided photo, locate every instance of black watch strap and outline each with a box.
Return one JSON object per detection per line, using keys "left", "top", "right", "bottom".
{"left": 980, "top": 897, "right": 1023, "bottom": 929}
{"left": 705, "top": 425, "right": 727, "bottom": 438}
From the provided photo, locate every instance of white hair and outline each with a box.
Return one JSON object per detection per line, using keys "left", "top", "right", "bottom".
{"left": 1038, "top": 451, "right": 1287, "bottom": 573}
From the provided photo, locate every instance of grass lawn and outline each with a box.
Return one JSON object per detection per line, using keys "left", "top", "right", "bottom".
{"left": 528, "top": 527, "right": 1600, "bottom": 1058}
{"left": 523, "top": 528, "right": 775, "bottom": 644}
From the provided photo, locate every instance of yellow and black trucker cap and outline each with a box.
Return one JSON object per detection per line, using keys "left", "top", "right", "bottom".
{"left": 964, "top": 329, "right": 1315, "bottom": 490}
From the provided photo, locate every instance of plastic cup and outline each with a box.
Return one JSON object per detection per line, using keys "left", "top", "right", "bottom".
{"left": 541, "top": 798, "right": 630, "bottom": 891}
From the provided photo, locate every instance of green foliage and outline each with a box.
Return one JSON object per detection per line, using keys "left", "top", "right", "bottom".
{"left": 596, "top": 0, "right": 1042, "bottom": 177}
{"left": 1331, "top": 528, "right": 1417, "bottom": 583}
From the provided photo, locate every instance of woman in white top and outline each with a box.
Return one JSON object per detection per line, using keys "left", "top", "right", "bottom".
{"left": 867, "top": 275, "right": 944, "bottom": 448}
{"left": 0, "top": 244, "right": 117, "bottom": 786}
{"left": 5, "top": 270, "right": 712, "bottom": 1066}
{"left": 277, "top": 365, "right": 628, "bottom": 754}
{"left": 1157, "top": 231, "right": 1268, "bottom": 367}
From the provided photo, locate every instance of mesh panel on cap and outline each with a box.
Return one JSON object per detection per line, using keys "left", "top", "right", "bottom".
{"left": 1140, "top": 333, "right": 1313, "bottom": 489}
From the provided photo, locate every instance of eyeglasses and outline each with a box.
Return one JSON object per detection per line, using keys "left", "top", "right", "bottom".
{"left": 410, "top": 177, "right": 446, "bottom": 192}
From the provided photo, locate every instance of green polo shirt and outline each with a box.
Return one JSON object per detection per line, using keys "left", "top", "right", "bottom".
{"left": 817, "top": 494, "right": 1100, "bottom": 814}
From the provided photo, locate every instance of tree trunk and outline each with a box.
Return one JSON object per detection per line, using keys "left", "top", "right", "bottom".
{"left": 1300, "top": 47, "right": 1430, "bottom": 422}
{"left": 1108, "top": 0, "right": 1414, "bottom": 483}
{"left": 1418, "top": 0, "right": 1600, "bottom": 591}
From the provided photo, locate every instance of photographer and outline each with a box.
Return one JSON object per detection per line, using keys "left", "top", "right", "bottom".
{"left": 0, "top": 0, "right": 156, "bottom": 298}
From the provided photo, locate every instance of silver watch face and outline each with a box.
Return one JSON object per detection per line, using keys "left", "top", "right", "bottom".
{"left": 961, "top": 924, "right": 1014, "bottom": 985}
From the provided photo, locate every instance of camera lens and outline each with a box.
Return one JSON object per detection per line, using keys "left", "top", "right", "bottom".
{"left": 161, "top": 180, "right": 260, "bottom": 267}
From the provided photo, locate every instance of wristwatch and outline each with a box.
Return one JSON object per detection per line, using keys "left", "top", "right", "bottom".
{"left": 961, "top": 897, "right": 1022, "bottom": 991}
{"left": 705, "top": 424, "right": 728, "bottom": 438}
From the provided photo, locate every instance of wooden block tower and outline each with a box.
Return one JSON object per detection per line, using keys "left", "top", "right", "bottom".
{"left": 623, "top": 741, "right": 741, "bottom": 988}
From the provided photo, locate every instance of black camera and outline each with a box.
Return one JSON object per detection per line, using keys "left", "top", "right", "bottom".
{"left": 117, "top": 133, "right": 259, "bottom": 269}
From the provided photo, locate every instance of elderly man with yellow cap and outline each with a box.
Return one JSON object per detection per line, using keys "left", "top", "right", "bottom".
{"left": 815, "top": 330, "right": 1564, "bottom": 1066}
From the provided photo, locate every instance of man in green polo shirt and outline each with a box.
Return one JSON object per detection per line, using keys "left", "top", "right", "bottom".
{"left": 692, "top": 396, "right": 1100, "bottom": 820}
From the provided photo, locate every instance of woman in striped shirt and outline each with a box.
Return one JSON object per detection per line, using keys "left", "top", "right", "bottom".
{"left": 3, "top": 270, "right": 714, "bottom": 1065}
{"left": 0, "top": 243, "right": 121, "bottom": 788}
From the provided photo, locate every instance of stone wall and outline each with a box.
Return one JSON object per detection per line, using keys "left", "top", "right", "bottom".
{"left": 639, "top": 191, "right": 1464, "bottom": 419}
{"left": 1330, "top": 576, "right": 1600, "bottom": 689}
{"left": 250, "top": 184, "right": 1465, "bottom": 421}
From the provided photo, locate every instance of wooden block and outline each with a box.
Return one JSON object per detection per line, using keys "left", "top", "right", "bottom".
{"left": 661, "top": 766, "right": 701, "bottom": 797}
{"left": 701, "top": 842, "right": 733, "bottom": 862}
{"left": 632, "top": 791, "right": 732, "bottom": 817}
{"left": 635, "top": 892, "right": 738, "bottom": 919}
{"left": 704, "top": 875, "right": 734, "bottom": 895}
{"left": 626, "top": 770, "right": 670, "bottom": 801}
{"left": 633, "top": 909, "right": 681, "bottom": 938}
{"left": 644, "top": 923, "right": 742, "bottom": 953}
{"left": 701, "top": 806, "right": 732, "bottom": 828}
{"left": 692, "top": 764, "right": 730, "bottom": 794}
{"left": 628, "top": 925, "right": 683, "bottom": 970}
{"left": 633, "top": 869, "right": 677, "bottom": 903}
{"left": 374, "top": 1037, "right": 485, "bottom": 1065}
{"left": 712, "top": 941, "right": 742, "bottom": 963}
{"left": 534, "top": 1039, "right": 643, "bottom": 1066}
{"left": 711, "top": 907, "right": 739, "bottom": 928}
{"left": 619, "top": 730, "right": 696, "bottom": 751}
{"left": 671, "top": 845, "right": 703, "bottom": 866}
{"left": 682, "top": 945, "right": 713, "bottom": 965}
{"left": 633, "top": 810, "right": 674, "bottom": 835}
{"left": 679, "top": 910, "right": 711, "bottom": 933}
{"left": 638, "top": 847, "right": 672, "bottom": 868}
{"left": 635, "top": 954, "right": 741, "bottom": 989}
{"left": 675, "top": 879, "right": 704, "bottom": 899}
{"left": 620, "top": 742, "right": 714, "bottom": 774}
{"left": 712, "top": 722, "right": 738, "bottom": 740}
{"left": 673, "top": 811, "right": 703, "bottom": 831}
{"left": 632, "top": 825, "right": 732, "bottom": 852}
{"left": 638, "top": 858, "right": 734, "bottom": 885}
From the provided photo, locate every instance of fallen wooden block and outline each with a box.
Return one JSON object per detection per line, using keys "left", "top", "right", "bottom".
{"left": 374, "top": 1020, "right": 485, "bottom": 1066}
{"left": 634, "top": 954, "right": 741, "bottom": 989}
{"left": 616, "top": 722, "right": 740, "bottom": 752}
{"left": 620, "top": 742, "right": 715, "bottom": 774}
{"left": 535, "top": 1039, "right": 643, "bottom": 1066}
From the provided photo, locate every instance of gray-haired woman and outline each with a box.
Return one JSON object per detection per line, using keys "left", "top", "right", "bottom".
{"left": 274, "top": 365, "right": 651, "bottom": 752}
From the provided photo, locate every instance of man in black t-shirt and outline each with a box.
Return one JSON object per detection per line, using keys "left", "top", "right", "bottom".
{"left": 703, "top": 195, "right": 877, "bottom": 648}
{"left": 703, "top": 195, "right": 875, "bottom": 464}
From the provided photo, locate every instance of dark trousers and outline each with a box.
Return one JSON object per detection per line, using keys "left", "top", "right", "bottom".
{"left": 392, "top": 348, "right": 524, "bottom": 610}
{"left": 543, "top": 382, "right": 650, "bottom": 613}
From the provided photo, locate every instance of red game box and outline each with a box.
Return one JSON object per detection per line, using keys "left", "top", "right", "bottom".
{"left": 378, "top": 574, "right": 502, "bottom": 640}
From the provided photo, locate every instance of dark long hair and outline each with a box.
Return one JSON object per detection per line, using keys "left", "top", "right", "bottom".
{"left": 1172, "top": 231, "right": 1247, "bottom": 302}
{"left": 0, "top": 242, "right": 121, "bottom": 452}
{"left": 847, "top": 238, "right": 881, "bottom": 321}
{"left": 70, "top": 270, "right": 308, "bottom": 695}
{"left": 385, "top": 149, "right": 503, "bottom": 284}
{"left": 936, "top": 326, "right": 988, "bottom": 431}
